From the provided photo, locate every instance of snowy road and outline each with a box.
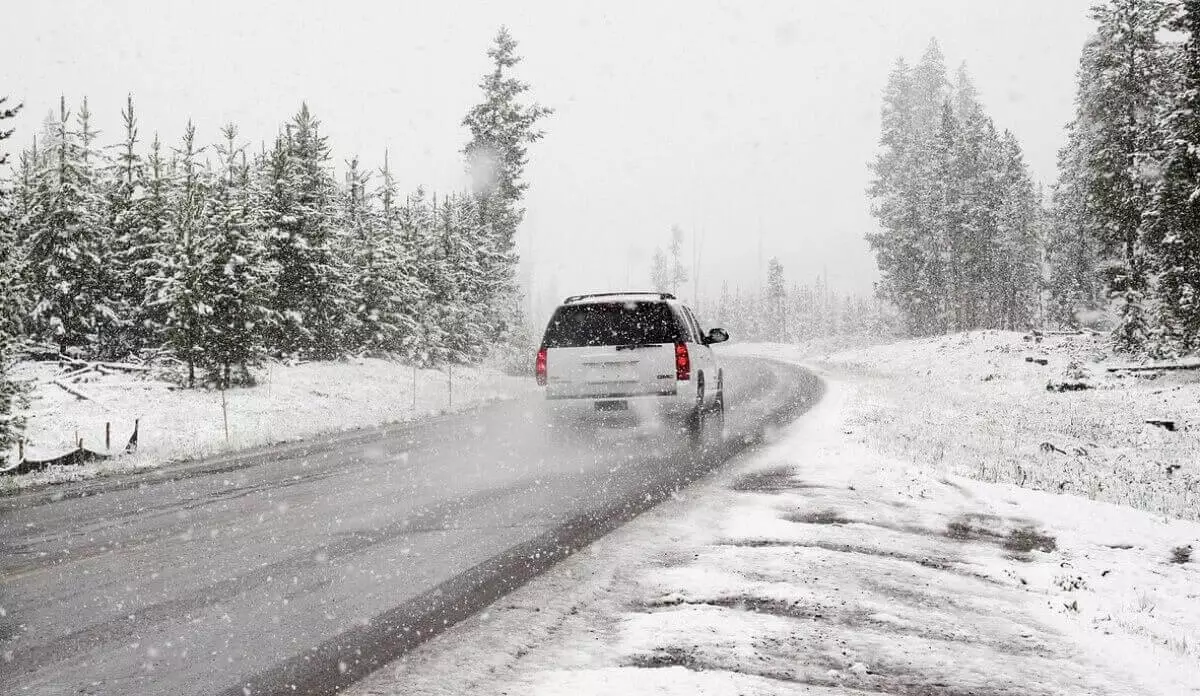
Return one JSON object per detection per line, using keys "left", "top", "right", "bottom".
{"left": 0, "top": 356, "right": 820, "bottom": 696}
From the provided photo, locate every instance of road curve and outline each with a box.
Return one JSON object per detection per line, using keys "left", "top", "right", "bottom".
{"left": 0, "top": 355, "right": 822, "bottom": 696}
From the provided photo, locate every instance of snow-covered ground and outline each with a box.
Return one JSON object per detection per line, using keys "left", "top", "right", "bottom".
{"left": 348, "top": 335, "right": 1200, "bottom": 696}
{"left": 803, "top": 330, "right": 1200, "bottom": 522}
{"left": 2, "top": 358, "right": 536, "bottom": 489}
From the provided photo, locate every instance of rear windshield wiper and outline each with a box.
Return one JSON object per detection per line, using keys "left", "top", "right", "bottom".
{"left": 615, "top": 342, "right": 664, "bottom": 351}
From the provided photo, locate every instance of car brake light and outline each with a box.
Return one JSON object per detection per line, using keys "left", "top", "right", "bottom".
{"left": 675, "top": 342, "right": 690, "bottom": 381}
{"left": 535, "top": 347, "right": 548, "bottom": 386}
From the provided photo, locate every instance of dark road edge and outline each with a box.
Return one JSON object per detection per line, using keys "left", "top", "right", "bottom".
{"left": 223, "top": 361, "right": 824, "bottom": 696}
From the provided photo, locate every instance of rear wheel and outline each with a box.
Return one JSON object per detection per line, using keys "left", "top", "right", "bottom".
{"left": 710, "top": 372, "right": 726, "bottom": 442}
{"left": 686, "top": 376, "right": 706, "bottom": 443}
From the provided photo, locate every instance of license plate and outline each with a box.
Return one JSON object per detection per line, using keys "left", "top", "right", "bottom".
{"left": 595, "top": 400, "right": 629, "bottom": 411}
{"left": 586, "top": 368, "right": 635, "bottom": 384}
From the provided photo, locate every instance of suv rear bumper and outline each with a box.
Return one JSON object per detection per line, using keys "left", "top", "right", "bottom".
{"left": 543, "top": 383, "right": 697, "bottom": 422}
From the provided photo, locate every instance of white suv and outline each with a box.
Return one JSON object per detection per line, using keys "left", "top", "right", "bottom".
{"left": 535, "top": 292, "right": 729, "bottom": 435}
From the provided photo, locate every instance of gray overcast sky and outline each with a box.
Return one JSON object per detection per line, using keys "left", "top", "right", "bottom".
{"left": 5, "top": 0, "right": 1095, "bottom": 319}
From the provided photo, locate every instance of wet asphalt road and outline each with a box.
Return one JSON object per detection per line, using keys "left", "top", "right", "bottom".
{"left": 0, "top": 355, "right": 821, "bottom": 696}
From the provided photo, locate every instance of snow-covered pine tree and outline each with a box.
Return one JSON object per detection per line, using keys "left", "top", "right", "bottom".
{"left": 765, "top": 257, "right": 787, "bottom": 340}
{"left": 341, "top": 155, "right": 420, "bottom": 355}
{"left": 1080, "top": 0, "right": 1173, "bottom": 351}
{"left": 264, "top": 105, "right": 348, "bottom": 359}
{"left": 911, "top": 40, "right": 949, "bottom": 139}
{"left": 437, "top": 192, "right": 488, "bottom": 364}
{"left": 930, "top": 100, "right": 961, "bottom": 332}
{"left": 668, "top": 225, "right": 689, "bottom": 296}
{"left": 340, "top": 157, "right": 372, "bottom": 350}
{"left": 461, "top": 26, "right": 552, "bottom": 348}
{"left": 1047, "top": 36, "right": 1108, "bottom": 330}
{"left": 373, "top": 152, "right": 424, "bottom": 357}
{"left": 25, "top": 97, "right": 108, "bottom": 354}
{"left": 909, "top": 45, "right": 951, "bottom": 335}
{"left": 867, "top": 58, "right": 922, "bottom": 333}
{"left": 0, "top": 95, "right": 25, "bottom": 452}
{"left": 867, "top": 53, "right": 946, "bottom": 336}
{"left": 137, "top": 133, "right": 175, "bottom": 344}
{"left": 75, "top": 97, "right": 122, "bottom": 355}
{"left": 155, "top": 121, "right": 210, "bottom": 386}
{"left": 105, "top": 94, "right": 156, "bottom": 355}
{"left": 951, "top": 65, "right": 1002, "bottom": 330}
{"left": 650, "top": 248, "right": 670, "bottom": 293}
{"left": 1, "top": 97, "right": 25, "bottom": 338}
{"left": 399, "top": 188, "right": 449, "bottom": 366}
{"left": 1144, "top": 0, "right": 1200, "bottom": 354}
{"left": 199, "top": 124, "right": 275, "bottom": 386}
{"left": 993, "top": 132, "right": 1043, "bottom": 330}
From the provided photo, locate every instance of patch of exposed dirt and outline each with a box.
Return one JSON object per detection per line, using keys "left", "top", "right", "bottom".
{"left": 624, "top": 640, "right": 1060, "bottom": 696}
{"left": 784, "top": 509, "right": 851, "bottom": 525}
{"left": 729, "top": 466, "right": 822, "bottom": 492}
{"left": 944, "top": 513, "right": 1057, "bottom": 555}
{"left": 639, "top": 594, "right": 1060, "bottom": 659}
{"left": 1004, "top": 527, "right": 1058, "bottom": 553}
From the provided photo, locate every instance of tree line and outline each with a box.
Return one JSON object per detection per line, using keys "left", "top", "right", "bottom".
{"left": 873, "top": 2, "right": 1200, "bottom": 359}
{"left": 711, "top": 259, "right": 893, "bottom": 344}
{"left": 0, "top": 27, "right": 550, "bottom": 450}
{"left": 867, "top": 40, "right": 1044, "bottom": 338}
{"left": 1048, "top": 0, "right": 1200, "bottom": 356}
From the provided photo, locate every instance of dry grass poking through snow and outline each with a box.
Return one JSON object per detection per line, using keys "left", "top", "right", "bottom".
{"left": 813, "top": 330, "right": 1200, "bottom": 522}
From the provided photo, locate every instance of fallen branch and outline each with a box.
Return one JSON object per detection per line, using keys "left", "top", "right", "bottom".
{"left": 58, "top": 365, "right": 99, "bottom": 381}
{"left": 99, "top": 361, "right": 153, "bottom": 373}
{"left": 1107, "top": 361, "right": 1200, "bottom": 373}
{"left": 52, "top": 379, "right": 107, "bottom": 407}
{"left": 1047, "top": 380, "right": 1092, "bottom": 392}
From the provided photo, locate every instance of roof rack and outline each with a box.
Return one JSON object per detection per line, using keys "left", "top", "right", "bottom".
{"left": 563, "top": 291, "right": 676, "bottom": 304}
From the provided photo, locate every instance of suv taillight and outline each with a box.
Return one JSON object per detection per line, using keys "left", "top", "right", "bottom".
{"left": 675, "top": 342, "right": 690, "bottom": 381}
{"left": 535, "top": 347, "right": 548, "bottom": 386}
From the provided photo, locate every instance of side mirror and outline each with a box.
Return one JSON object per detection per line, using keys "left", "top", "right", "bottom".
{"left": 704, "top": 328, "right": 729, "bottom": 345}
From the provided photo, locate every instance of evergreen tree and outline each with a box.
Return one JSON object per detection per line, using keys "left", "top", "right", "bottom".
{"left": 870, "top": 43, "right": 1047, "bottom": 336}
{"left": 912, "top": 40, "right": 949, "bottom": 138}
{"left": 461, "top": 26, "right": 552, "bottom": 347}
{"left": 340, "top": 154, "right": 423, "bottom": 356}
{"left": 993, "top": 132, "right": 1044, "bottom": 329}
{"left": 155, "top": 121, "right": 210, "bottom": 386}
{"left": 400, "top": 188, "right": 449, "bottom": 365}
{"left": 25, "top": 97, "right": 108, "bottom": 353}
{"left": 1048, "top": 63, "right": 1106, "bottom": 328}
{"left": 650, "top": 248, "right": 670, "bottom": 293}
{"left": 198, "top": 125, "right": 275, "bottom": 386}
{"left": 137, "top": 133, "right": 175, "bottom": 344}
{"left": 1081, "top": 0, "right": 1173, "bottom": 351}
{"left": 106, "top": 94, "right": 155, "bottom": 354}
{"left": 930, "top": 100, "right": 961, "bottom": 331}
{"left": 668, "top": 225, "right": 689, "bottom": 295}
{"left": 264, "top": 105, "right": 348, "bottom": 359}
{"left": 372, "top": 152, "right": 424, "bottom": 356}
{"left": 867, "top": 58, "right": 926, "bottom": 334}
{"left": 765, "top": 257, "right": 787, "bottom": 340}
{"left": 1145, "top": 0, "right": 1200, "bottom": 353}
{"left": 0, "top": 95, "right": 24, "bottom": 452}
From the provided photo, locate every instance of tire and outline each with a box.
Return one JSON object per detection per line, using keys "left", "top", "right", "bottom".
{"left": 686, "top": 376, "right": 706, "bottom": 443}
{"left": 711, "top": 372, "right": 726, "bottom": 437}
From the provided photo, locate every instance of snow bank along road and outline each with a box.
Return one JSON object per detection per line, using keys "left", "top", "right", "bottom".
{"left": 0, "top": 355, "right": 821, "bottom": 696}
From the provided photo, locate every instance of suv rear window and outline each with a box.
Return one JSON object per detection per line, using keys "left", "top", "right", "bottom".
{"left": 542, "top": 302, "right": 684, "bottom": 348}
